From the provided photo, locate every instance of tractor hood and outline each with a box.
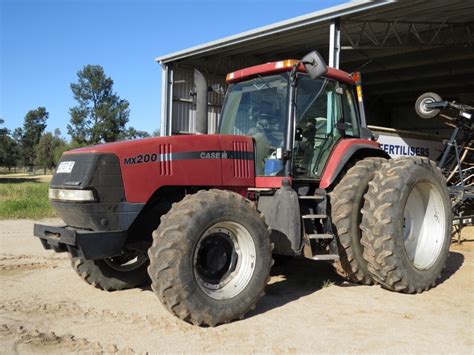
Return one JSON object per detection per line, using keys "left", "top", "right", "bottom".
{"left": 57, "top": 134, "right": 255, "bottom": 203}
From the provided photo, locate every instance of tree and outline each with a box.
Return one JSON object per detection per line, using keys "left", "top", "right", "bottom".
{"left": 0, "top": 118, "right": 8, "bottom": 136}
{"left": 35, "top": 131, "right": 67, "bottom": 174}
{"left": 35, "top": 133, "right": 54, "bottom": 174}
{"left": 52, "top": 129, "right": 69, "bottom": 164}
{"left": 67, "top": 65, "right": 130, "bottom": 145}
{"left": 20, "top": 107, "right": 48, "bottom": 167}
{"left": 152, "top": 129, "right": 161, "bottom": 137}
{"left": 0, "top": 137, "right": 18, "bottom": 170}
{"left": 120, "top": 127, "right": 150, "bottom": 140}
{"left": 0, "top": 119, "right": 19, "bottom": 170}
{"left": 12, "top": 127, "right": 23, "bottom": 144}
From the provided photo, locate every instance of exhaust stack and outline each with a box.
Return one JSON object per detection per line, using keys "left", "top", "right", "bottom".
{"left": 193, "top": 69, "right": 208, "bottom": 134}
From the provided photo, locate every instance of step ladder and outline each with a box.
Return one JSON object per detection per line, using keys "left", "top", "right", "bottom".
{"left": 299, "top": 193, "right": 339, "bottom": 261}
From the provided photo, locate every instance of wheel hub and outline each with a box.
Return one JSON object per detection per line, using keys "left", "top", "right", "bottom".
{"left": 193, "top": 221, "right": 256, "bottom": 300}
{"left": 196, "top": 233, "right": 237, "bottom": 284}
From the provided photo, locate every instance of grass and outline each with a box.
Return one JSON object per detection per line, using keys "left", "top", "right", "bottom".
{"left": 321, "top": 279, "right": 335, "bottom": 289}
{"left": 0, "top": 174, "right": 56, "bottom": 219}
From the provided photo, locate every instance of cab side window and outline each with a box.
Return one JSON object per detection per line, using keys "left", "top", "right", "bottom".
{"left": 341, "top": 85, "right": 360, "bottom": 137}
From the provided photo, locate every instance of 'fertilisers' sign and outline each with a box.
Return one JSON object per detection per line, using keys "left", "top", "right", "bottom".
{"left": 376, "top": 134, "right": 444, "bottom": 161}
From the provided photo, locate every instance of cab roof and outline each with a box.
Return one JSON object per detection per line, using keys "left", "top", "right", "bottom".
{"left": 225, "top": 60, "right": 354, "bottom": 85}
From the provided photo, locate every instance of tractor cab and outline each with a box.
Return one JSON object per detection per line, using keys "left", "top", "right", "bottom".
{"left": 219, "top": 54, "right": 364, "bottom": 180}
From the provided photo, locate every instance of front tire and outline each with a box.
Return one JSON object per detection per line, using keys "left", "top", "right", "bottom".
{"left": 361, "top": 157, "right": 452, "bottom": 293}
{"left": 70, "top": 250, "right": 150, "bottom": 291}
{"left": 148, "top": 189, "right": 272, "bottom": 326}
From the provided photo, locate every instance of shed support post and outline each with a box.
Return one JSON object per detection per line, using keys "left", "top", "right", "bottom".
{"left": 329, "top": 18, "right": 341, "bottom": 69}
{"left": 159, "top": 63, "right": 174, "bottom": 136}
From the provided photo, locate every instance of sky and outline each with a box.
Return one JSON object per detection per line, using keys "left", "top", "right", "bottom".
{"left": 1, "top": 0, "right": 346, "bottom": 138}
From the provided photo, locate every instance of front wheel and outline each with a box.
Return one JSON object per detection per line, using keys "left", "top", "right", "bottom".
{"left": 148, "top": 189, "right": 273, "bottom": 326}
{"left": 70, "top": 250, "right": 150, "bottom": 291}
{"left": 361, "top": 157, "right": 452, "bottom": 293}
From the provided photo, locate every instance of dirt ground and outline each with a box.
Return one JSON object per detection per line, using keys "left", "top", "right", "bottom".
{"left": 0, "top": 219, "right": 473, "bottom": 354}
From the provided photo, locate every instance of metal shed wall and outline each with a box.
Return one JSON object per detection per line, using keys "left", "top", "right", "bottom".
{"left": 171, "top": 67, "right": 224, "bottom": 134}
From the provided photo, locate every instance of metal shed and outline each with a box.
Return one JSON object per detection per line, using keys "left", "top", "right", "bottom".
{"left": 156, "top": 0, "right": 474, "bottom": 138}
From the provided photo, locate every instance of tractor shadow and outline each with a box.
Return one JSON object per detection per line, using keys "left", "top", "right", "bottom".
{"left": 247, "top": 250, "right": 464, "bottom": 318}
{"left": 439, "top": 250, "right": 464, "bottom": 285}
{"left": 247, "top": 257, "right": 347, "bottom": 318}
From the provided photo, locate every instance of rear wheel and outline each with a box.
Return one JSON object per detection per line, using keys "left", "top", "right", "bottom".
{"left": 330, "top": 157, "right": 386, "bottom": 284}
{"left": 70, "top": 250, "right": 150, "bottom": 291}
{"left": 148, "top": 189, "right": 272, "bottom": 326}
{"left": 361, "top": 157, "right": 452, "bottom": 293}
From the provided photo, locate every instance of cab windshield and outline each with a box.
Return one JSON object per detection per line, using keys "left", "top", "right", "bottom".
{"left": 219, "top": 73, "right": 289, "bottom": 175}
{"left": 219, "top": 72, "right": 359, "bottom": 177}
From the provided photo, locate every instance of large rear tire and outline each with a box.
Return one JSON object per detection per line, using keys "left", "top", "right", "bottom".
{"left": 330, "top": 157, "right": 386, "bottom": 284}
{"left": 148, "top": 189, "right": 272, "bottom": 326}
{"left": 361, "top": 157, "right": 452, "bottom": 293}
{"left": 70, "top": 250, "right": 150, "bottom": 291}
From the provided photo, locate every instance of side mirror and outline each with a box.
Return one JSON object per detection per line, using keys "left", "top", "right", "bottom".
{"left": 301, "top": 50, "right": 328, "bottom": 80}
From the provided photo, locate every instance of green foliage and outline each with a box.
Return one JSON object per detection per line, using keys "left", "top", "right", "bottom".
{"left": 0, "top": 118, "right": 7, "bottom": 136}
{"left": 321, "top": 279, "right": 335, "bottom": 288}
{"left": 12, "top": 127, "right": 23, "bottom": 143}
{"left": 0, "top": 180, "right": 55, "bottom": 219}
{"left": 152, "top": 129, "right": 161, "bottom": 137}
{"left": 68, "top": 65, "right": 130, "bottom": 144}
{"left": 35, "top": 133, "right": 54, "bottom": 171}
{"left": 0, "top": 119, "right": 19, "bottom": 169}
{"left": 67, "top": 140, "right": 88, "bottom": 150}
{"left": 20, "top": 107, "right": 48, "bottom": 166}
{"left": 120, "top": 127, "right": 150, "bottom": 140}
{"left": 0, "top": 136, "right": 19, "bottom": 169}
{"left": 53, "top": 143, "right": 69, "bottom": 163}
{"left": 35, "top": 132, "right": 67, "bottom": 173}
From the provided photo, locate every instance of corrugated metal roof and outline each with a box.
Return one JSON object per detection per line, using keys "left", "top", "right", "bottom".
{"left": 155, "top": 0, "right": 395, "bottom": 64}
{"left": 155, "top": 0, "right": 474, "bottom": 81}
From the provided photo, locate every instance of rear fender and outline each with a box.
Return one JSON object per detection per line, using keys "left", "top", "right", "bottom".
{"left": 320, "top": 139, "right": 389, "bottom": 189}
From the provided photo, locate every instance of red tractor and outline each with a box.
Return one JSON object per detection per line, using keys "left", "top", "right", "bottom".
{"left": 34, "top": 51, "right": 452, "bottom": 326}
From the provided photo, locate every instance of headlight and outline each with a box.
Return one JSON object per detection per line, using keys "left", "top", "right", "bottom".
{"left": 48, "top": 188, "right": 95, "bottom": 202}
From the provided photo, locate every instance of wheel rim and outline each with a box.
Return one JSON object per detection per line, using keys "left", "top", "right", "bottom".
{"left": 402, "top": 181, "right": 447, "bottom": 270}
{"left": 193, "top": 221, "right": 256, "bottom": 300}
{"left": 418, "top": 97, "right": 439, "bottom": 118}
{"left": 419, "top": 97, "right": 436, "bottom": 115}
{"left": 104, "top": 250, "right": 148, "bottom": 272}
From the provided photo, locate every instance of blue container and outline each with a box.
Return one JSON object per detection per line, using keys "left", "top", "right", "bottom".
{"left": 264, "top": 159, "right": 283, "bottom": 176}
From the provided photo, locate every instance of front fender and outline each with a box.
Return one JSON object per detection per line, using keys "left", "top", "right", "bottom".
{"left": 320, "top": 139, "right": 389, "bottom": 189}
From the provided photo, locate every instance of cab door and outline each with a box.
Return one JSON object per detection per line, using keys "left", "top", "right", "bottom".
{"left": 292, "top": 75, "right": 344, "bottom": 179}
